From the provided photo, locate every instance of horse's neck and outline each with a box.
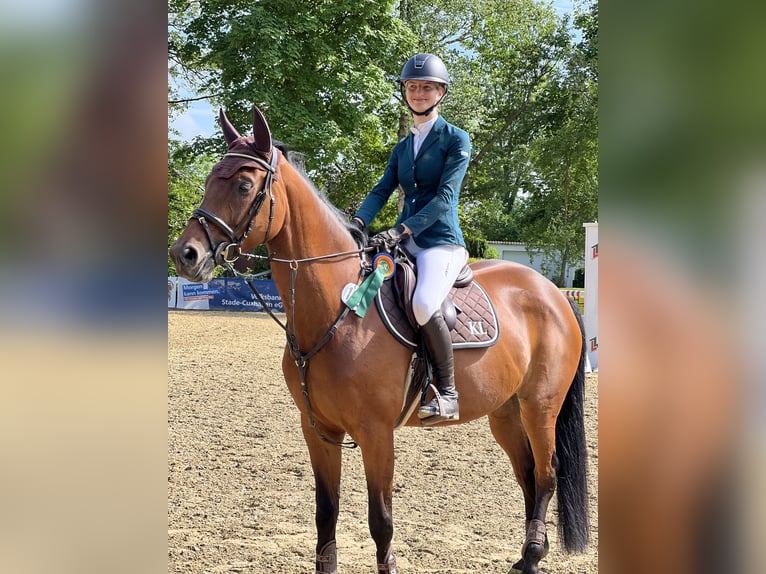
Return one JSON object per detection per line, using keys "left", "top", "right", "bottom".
{"left": 266, "top": 169, "right": 360, "bottom": 346}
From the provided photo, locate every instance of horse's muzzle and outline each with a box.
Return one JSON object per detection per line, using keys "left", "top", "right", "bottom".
{"left": 169, "top": 238, "right": 216, "bottom": 283}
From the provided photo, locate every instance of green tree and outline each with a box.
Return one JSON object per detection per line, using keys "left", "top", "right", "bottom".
{"left": 437, "top": 0, "right": 586, "bottom": 250}
{"left": 167, "top": 140, "right": 216, "bottom": 275}
{"left": 514, "top": 0, "right": 598, "bottom": 285}
{"left": 169, "top": 0, "right": 412, "bottom": 210}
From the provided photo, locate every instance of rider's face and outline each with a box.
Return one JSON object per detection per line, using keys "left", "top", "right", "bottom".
{"left": 404, "top": 80, "right": 445, "bottom": 113}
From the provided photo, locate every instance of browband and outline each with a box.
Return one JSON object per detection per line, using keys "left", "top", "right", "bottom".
{"left": 223, "top": 151, "right": 276, "bottom": 173}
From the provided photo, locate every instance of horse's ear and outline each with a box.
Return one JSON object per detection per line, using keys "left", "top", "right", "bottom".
{"left": 252, "top": 106, "right": 273, "bottom": 156}
{"left": 219, "top": 108, "right": 241, "bottom": 144}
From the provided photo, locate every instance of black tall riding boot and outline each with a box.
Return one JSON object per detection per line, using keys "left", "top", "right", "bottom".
{"left": 417, "top": 310, "right": 459, "bottom": 424}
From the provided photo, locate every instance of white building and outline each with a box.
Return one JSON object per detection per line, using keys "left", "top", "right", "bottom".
{"left": 487, "top": 241, "right": 578, "bottom": 288}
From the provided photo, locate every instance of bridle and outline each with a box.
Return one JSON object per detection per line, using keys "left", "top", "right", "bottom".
{"left": 191, "top": 149, "right": 279, "bottom": 267}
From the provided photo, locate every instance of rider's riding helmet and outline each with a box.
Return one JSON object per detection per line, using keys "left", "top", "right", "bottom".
{"left": 399, "top": 53, "right": 450, "bottom": 89}
{"left": 398, "top": 53, "right": 450, "bottom": 116}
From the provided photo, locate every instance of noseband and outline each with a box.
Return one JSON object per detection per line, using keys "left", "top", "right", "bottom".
{"left": 192, "top": 149, "right": 279, "bottom": 266}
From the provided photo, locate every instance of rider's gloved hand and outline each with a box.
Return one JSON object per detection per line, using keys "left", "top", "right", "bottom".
{"left": 369, "top": 224, "right": 411, "bottom": 249}
{"left": 350, "top": 216, "right": 365, "bottom": 233}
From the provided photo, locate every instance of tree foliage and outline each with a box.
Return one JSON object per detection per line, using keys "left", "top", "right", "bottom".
{"left": 167, "top": 140, "right": 215, "bottom": 275}
{"left": 511, "top": 0, "right": 598, "bottom": 284}
{"left": 170, "top": 0, "right": 412, "bottom": 208}
{"left": 447, "top": 0, "right": 598, "bottom": 284}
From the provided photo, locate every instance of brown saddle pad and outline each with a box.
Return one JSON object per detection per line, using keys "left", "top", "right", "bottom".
{"left": 375, "top": 278, "right": 500, "bottom": 350}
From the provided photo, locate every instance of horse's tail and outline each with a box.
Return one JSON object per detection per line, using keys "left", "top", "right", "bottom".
{"left": 554, "top": 297, "right": 590, "bottom": 553}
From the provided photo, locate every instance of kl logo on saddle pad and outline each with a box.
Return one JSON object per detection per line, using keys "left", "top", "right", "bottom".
{"left": 468, "top": 321, "right": 487, "bottom": 336}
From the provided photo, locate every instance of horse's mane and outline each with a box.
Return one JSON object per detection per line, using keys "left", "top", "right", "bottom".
{"left": 274, "top": 141, "right": 367, "bottom": 249}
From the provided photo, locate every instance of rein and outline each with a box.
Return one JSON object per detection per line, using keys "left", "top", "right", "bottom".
{"left": 225, "top": 251, "right": 371, "bottom": 450}
{"left": 195, "top": 147, "right": 372, "bottom": 449}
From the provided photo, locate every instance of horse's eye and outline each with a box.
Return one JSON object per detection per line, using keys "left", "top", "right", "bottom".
{"left": 238, "top": 180, "right": 253, "bottom": 193}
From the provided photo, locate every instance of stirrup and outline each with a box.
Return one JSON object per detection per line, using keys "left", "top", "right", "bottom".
{"left": 418, "top": 384, "right": 459, "bottom": 425}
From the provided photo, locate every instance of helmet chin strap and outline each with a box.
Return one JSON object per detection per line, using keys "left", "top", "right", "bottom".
{"left": 409, "top": 104, "right": 438, "bottom": 117}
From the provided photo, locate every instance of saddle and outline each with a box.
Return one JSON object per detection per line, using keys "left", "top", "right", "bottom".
{"left": 374, "top": 245, "right": 500, "bottom": 350}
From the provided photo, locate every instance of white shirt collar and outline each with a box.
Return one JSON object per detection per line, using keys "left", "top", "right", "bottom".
{"left": 410, "top": 116, "right": 438, "bottom": 138}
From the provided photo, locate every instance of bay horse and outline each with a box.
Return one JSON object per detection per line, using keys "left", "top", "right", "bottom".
{"left": 169, "top": 107, "right": 589, "bottom": 574}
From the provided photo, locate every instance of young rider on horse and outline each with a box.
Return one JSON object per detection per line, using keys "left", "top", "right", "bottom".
{"left": 352, "top": 53, "right": 471, "bottom": 425}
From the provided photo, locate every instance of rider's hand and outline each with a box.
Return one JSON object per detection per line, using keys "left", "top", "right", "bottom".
{"left": 369, "top": 224, "right": 411, "bottom": 248}
{"left": 350, "top": 216, "right": 365, "bottom": 232}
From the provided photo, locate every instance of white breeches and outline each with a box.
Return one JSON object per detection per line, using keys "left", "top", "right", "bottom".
{"left": 402, "top": 238, "right": 469, "bottom": 326}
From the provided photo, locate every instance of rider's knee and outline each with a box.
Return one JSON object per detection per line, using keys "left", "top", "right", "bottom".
{"left": 412, "top": 298, "right": 435, "bottom": 326}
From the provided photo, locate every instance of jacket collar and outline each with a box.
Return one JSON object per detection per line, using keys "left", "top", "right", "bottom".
{"left": 413, "top": 115, "right": 446, "bottom": 161}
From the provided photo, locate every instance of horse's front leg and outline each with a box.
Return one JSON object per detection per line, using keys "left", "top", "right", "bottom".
{"left": 301, "top": 416, "right": 344, "bottom": 574}
{"left": 358, "top": 428, "right": 398, "bottom": 573}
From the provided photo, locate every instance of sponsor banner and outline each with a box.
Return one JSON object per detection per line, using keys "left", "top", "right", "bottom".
{"left": 167, "top": 277, "right": 177, "bottom": 308}
{"left": 176, "top": 278, "right": 211, "bottom": 310}
{"left": 209, "top": 278, "right": 284, "bottom": 312}
{"left": 174, "top": 277, "right": 284, "bottom": 313}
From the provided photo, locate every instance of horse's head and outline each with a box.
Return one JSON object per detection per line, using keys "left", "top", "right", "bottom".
{"left": 170, "top": 107, "right": 284, "bottom": 283}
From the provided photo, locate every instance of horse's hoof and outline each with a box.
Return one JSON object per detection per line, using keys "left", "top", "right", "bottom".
{"left": 520, "top": 542, "right": 546, "bottom": 574}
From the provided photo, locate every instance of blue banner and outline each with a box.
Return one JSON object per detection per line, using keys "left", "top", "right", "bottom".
{"left": 175, "top": 278, "right": 284, "bottom": 312}
{"left": 211, "top": 278, "right": 284, "bottom": 312}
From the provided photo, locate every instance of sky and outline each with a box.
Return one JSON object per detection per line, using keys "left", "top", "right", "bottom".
{"left": 168, "top": 0, "right": 580, "bottom": 141}
{"left": 169, "top": 95, "right": 217, "bottom": 141}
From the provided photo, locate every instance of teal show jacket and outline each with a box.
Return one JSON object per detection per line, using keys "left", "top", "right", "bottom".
{"left": 355, "top": 115, "right": 471, "bottom": 249}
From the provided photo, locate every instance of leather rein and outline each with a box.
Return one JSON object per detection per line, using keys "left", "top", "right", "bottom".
{"left": 190, "top": 148, "right": 369, "bottom": 449}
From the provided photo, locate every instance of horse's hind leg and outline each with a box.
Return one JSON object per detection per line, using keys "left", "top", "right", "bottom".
{"left": 357, "top": 429, "right": 397, "bottom": 573}
{"left": 513, "top": 393, "right": 562, "bottom": 574}
{"left": 301, "top": 419, "right": 344, "bottom": 574}
{"left": 488, "top": 396, "right": 548, "bottom": 573}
